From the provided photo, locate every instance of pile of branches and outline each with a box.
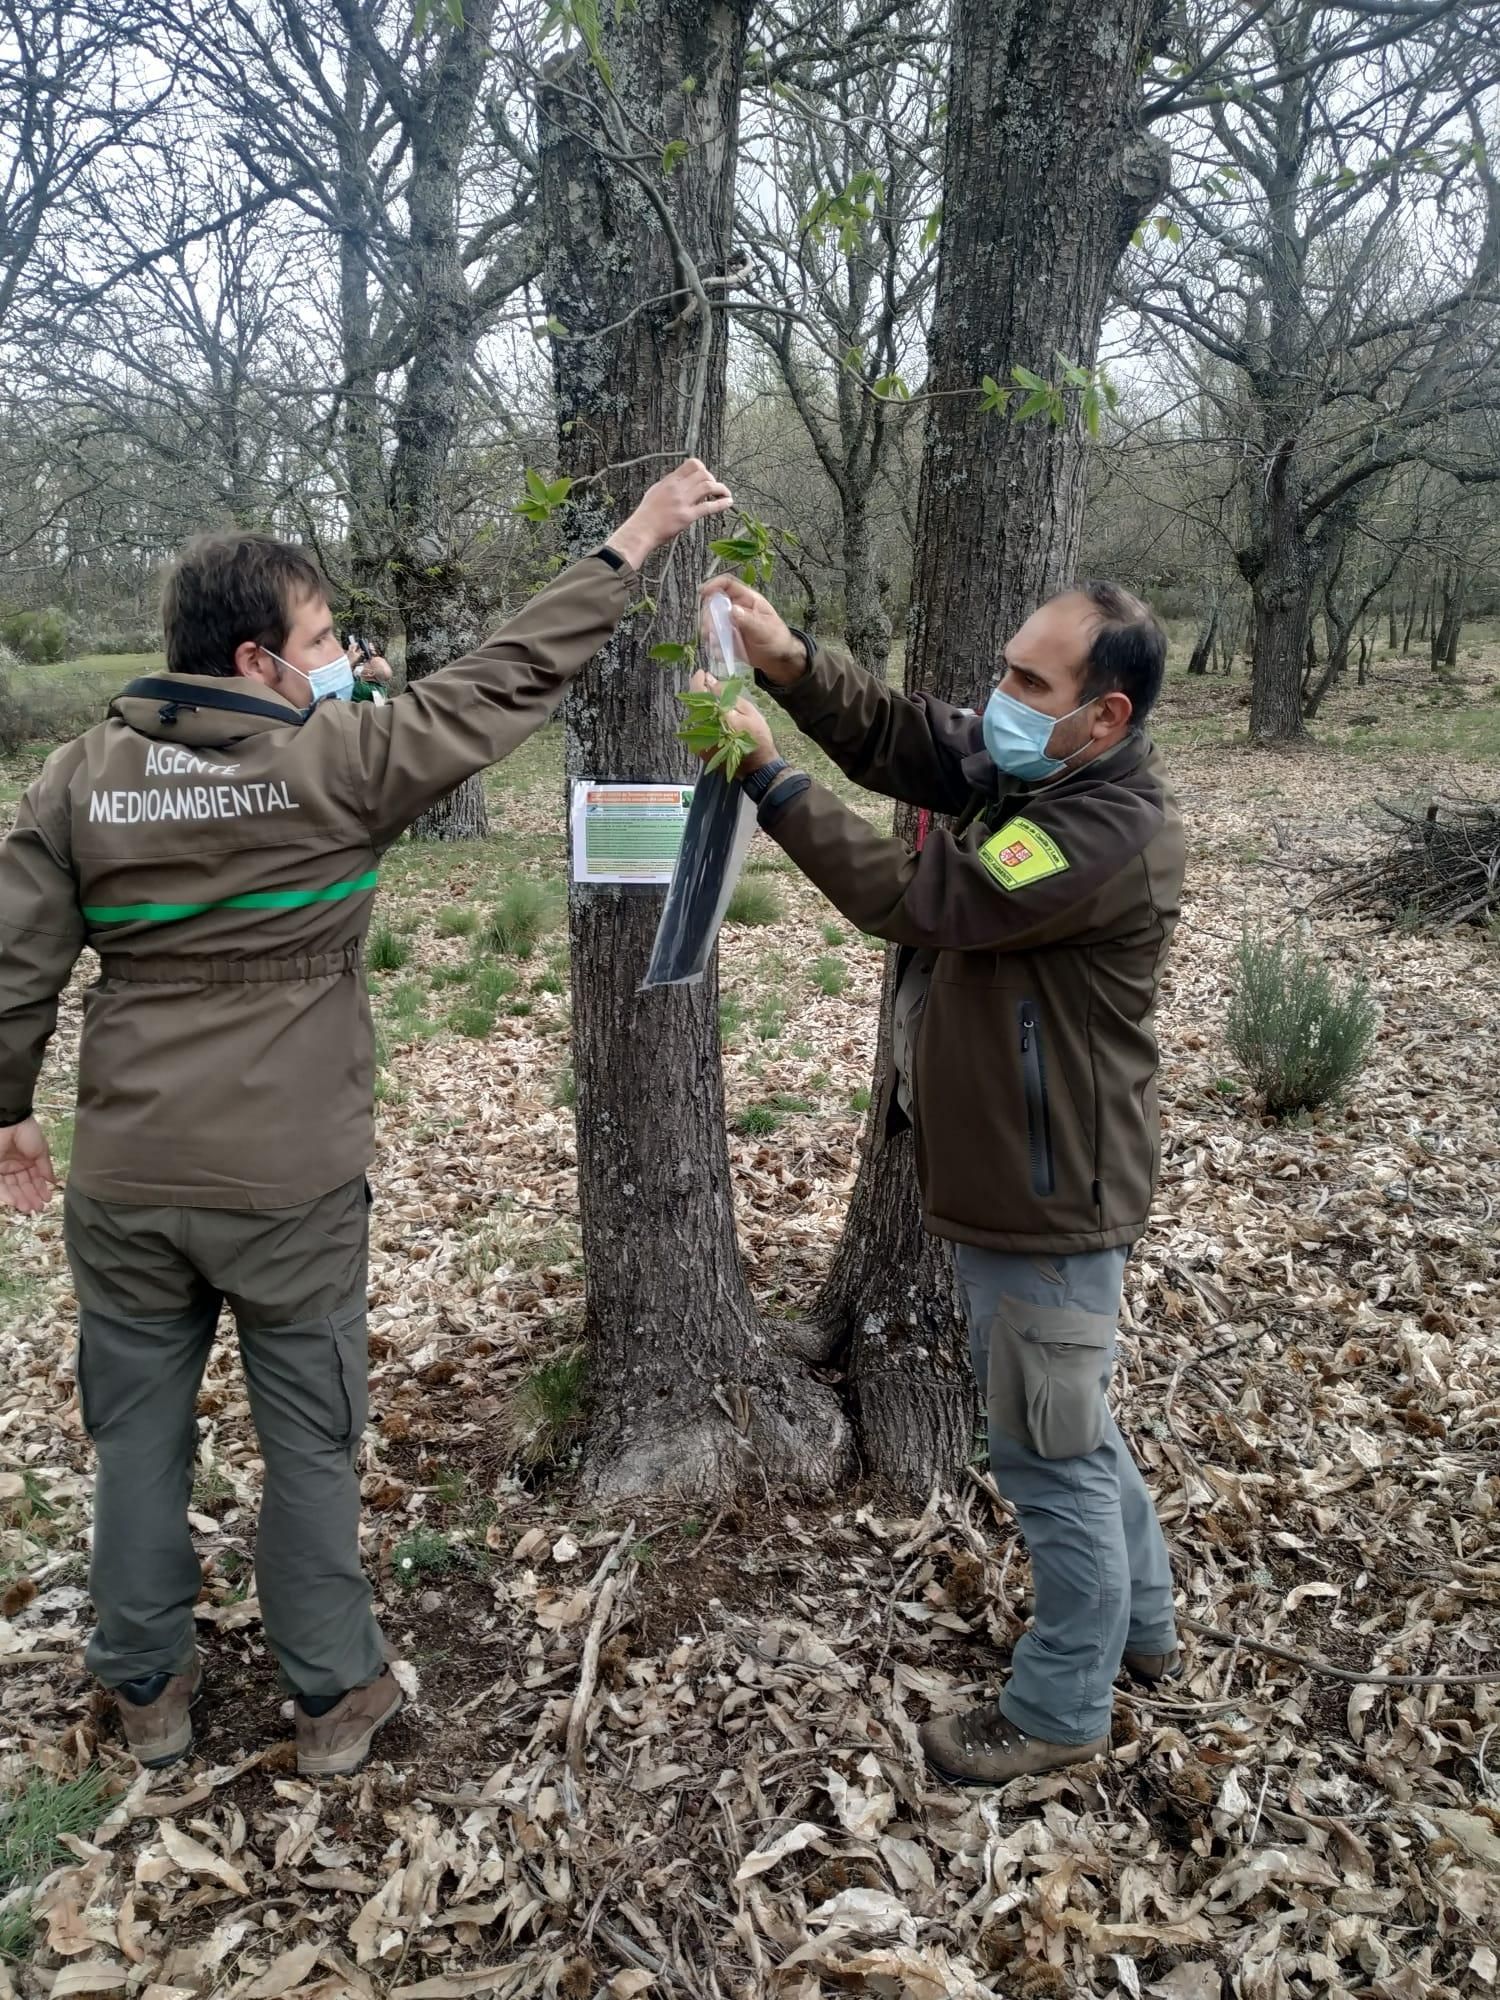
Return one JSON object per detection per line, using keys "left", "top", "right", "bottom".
{"left": 1324, "top": 796, "right": 1500, "bottom": 929}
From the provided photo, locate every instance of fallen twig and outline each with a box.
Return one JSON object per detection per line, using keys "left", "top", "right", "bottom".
{"left": 1182, "top": 1615, "right": 1500, "bottom": 1687}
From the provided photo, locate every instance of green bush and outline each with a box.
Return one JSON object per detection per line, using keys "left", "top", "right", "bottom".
{"left": 488, "top": 878, "right": 561, "bottom": 958}
{"left": 1226, "top": 931, "right": 1379, "bottom": 1118}
{"left": 0, "top": 609, "right": 67, "bottom": 663}
{"left": 726, "top": 877, "right": 783, "bottom": 926}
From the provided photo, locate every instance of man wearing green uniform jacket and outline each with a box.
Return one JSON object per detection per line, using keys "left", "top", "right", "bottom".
{"left": 0, "top": 459, "right": 733, "bottom": 1776}
{"left": 692, "top": 571, "right": 1184, "bottom": 1787}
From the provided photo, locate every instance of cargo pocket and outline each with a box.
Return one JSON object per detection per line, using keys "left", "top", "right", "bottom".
{"left": 988, "top": 1296, "right": 1116, "bottom": 1461}
{"left": 329, "top": 1300, "right": 370, "bottom": 1452}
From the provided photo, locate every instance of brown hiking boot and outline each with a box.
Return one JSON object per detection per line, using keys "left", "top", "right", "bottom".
{"left": 114, "top": 1659, "right": 202, "bottom": 1769}
{"left": 1122, "top": 1645, "right": 1182, "bottom": 1685}
{"left": 920, "top": 1702, "right": 1107, "bottom": 1788}
{"left": 296, "top": 1667, "right": 403, "bottom": 1777}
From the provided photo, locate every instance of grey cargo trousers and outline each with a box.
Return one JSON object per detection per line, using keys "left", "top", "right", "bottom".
{"left": 954, "top": 1244, "right": 1177, "bottom": 1745}
{"left": 65, "top": 1177, "right": 386, "bottom": 1697}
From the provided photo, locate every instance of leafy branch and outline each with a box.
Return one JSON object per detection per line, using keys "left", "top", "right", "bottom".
{"left": 676, "top": 677, "right": 758, "bottom": 778}
{"left": 978, "top": 355, "right": 1119, "bottom": 437}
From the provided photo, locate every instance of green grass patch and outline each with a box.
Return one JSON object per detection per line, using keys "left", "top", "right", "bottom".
{"left": 508, "top": 1348, "right": 588, "bottom": 1470}
{"left": 0, "top": 1767, "right": 112, "bottom": 1899}
{"left": 809, "top": 954, "right": 848, "bottom": 996}
{"left": 849, "top": 1085, "right": 872, "bottom": 1114}
{"left": 435, "top": 905, "right": 478, "bottom": 937}
{"left": 487, "top": 878, "right": 562, "bottom": 958}
{"left": 448, "top": 1003, "right": 496, "bottom": 1038}
{"left": 733, "top": 1104, "right": 781, "bottom": 1136}
{"left": 368, "top": 924, "right": 410, "bottom": 972}
{"left": 553, "top": 1061, "right": 576, "bottom": 1110}
{"left": 719, "top": 993, "right": 747, "bottom": 1042}
{"left": 726, "top": 877, "right": 783, "bottom": 926}
{"left": 470, "top": 960, "right": 521, "bottom": 1008}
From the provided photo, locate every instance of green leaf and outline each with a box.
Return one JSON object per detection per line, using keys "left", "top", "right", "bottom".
{"left": 978, "top": 374, "right": 1011, "bottom": 414}
{"left": 649, "top": 641, "right": 692, "bottom": 665}
{"left": 841, "top": 344, "right": 864, "bottom": 372}
{"left": 1013, "top": 388, "right": 1051, "bottom": 422}
{"left": 872, "top": 372, "right": 909, "bottom": 400}
{"left": 1011, "top": 365, "right": 1046, "bottom": 392}
{"left": 524, "top": 467, "right": 552, "bottom": 502}
{"left": 1082, "top": 385, "right": 1101, "bottom": 438}
{"left": 1131, "top": 225, "right": 1146, "bottom": 248}
{"left": 1102, "top": 376, "right": 1120, "bottom": 411}
{"left": 1165, "top": 220, "right": 1182, "bottom": 245}
{"left": 680, "top": 73, "right": 697, "bottom": 93}
{"left": 920, "top": 204, "right": 942, "bottom": 251}
{"left": 710, "top": 535, "right": 762, "bottom": 561}
{"left": 1047, "top": 389, "right": 1066, "bottom": 424}
{"left": 660, "top": 139, "right": 688, "bottom": 175}
{"left": 1154, "top": 215, "right": 1173, "bottom": 239}
{"left": 414, "top": 0, "right": 432, "bottom": 29}
{"left": 442, "top": 0, "right": 464, "bottom": 21}
{"left": 545, "top": 475, "right": 574, "bottom": 504}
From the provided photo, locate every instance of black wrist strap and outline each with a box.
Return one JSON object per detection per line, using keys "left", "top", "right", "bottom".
{"left": 596, "top": 544, "right": 628, "bottom": 571}
{"left": 740, "top": 757, "right": 789, "bottom": 803}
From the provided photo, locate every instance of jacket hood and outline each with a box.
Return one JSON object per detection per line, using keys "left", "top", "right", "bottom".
{"left": 107, "top": 674, "right": 308, "bottom": 747}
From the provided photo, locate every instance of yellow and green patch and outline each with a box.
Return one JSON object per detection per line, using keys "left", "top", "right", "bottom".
{"left": 978, "top": 817, "right": 1069, "bottom": 891}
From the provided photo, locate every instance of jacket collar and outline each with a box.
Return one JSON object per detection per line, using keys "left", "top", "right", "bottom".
{"left": 109, "top": 674, "right": 308, "bottom": 746}
{"left": 960, "top": 726, "right": 1152, "bottom": 804}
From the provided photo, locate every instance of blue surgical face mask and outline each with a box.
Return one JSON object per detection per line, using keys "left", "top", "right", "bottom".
{"left": 982, "top": 686, "right": 1090, "bottom": 782}
{"left": 266, "top": 647, "right": 355, "bottom": 709}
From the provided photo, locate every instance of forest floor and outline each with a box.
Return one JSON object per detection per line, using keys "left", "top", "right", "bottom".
{"left": 1, "top": 645, "right": 1498, "bottom": 2000}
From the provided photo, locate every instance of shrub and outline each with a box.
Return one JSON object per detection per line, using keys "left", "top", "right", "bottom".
{"left": 1225, "top": 931, "right": 1378, "bottom": 1118}
{"left": 726, "top": 877, "right": 783, "bottom": 926}
{"left": 0, "top": 609, "right": 67, "bottom": 663}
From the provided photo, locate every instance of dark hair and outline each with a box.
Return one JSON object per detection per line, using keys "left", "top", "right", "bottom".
{"left": 1074, "top": 580, "right": 1167, "bottom": 723}
{"left": 161, "top": 531, "right": 329, "bottom": 676}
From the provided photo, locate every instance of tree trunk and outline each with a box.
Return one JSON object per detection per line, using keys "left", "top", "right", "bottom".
{"left": 1432, "top": 561, "right": 1465, "bottom": 672}
{"left": 1419, "top": 577, "right": 1434, "bottom": 641}
{"left": 1386, "top": 589, "right": 1398, "bottom": 651}
{"left": 386, "top": 0, "right": 496, "bottom": 842}
{"left": 1245, "top": 455, "right": 1316, "bottom": 742}
{"left": 539, "top": 9, "right": 849, "bottom": 1502}
{"left": 817, "top": 0, "right": 1171, "bottom": 1496}
{"left": 842, "top": 486, "right": 892, "bottom": 680}
{"left": 1403, "top": 590, "right": 1418, "bottom": 653}
{"left": 1186, "top": 604, "right": 1219, "bottom": 676}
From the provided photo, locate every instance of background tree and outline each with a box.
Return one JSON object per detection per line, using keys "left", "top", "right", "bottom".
{"left": 1124, "top": 0, "right": 1500, "bottom": 740}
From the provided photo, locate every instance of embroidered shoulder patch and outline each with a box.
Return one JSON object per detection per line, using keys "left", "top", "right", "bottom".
{"left": 978, "top": 816, "right": 1070, "bottom": 891}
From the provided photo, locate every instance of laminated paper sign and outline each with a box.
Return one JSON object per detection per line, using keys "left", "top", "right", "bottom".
{"left": 569, "top": 781, "right": 694, "bottom": 886}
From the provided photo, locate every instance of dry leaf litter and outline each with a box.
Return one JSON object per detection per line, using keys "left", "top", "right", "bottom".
{"left": 1, "top": 664, "right": 1498, "bottom": 2000}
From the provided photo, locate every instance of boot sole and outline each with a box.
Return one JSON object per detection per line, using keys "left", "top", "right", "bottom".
{"left": 297, "top": 1684, "right": 404, "bottom": 1778}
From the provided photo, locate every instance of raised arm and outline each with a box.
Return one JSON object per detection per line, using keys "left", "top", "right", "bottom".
{"left": 342, "top": 462, "right": 734, "bottom": 849}
{"left": 699, "top": 576, "right": 982, "bottom": 814}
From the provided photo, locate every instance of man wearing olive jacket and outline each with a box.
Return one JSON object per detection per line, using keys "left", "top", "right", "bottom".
{"left": 696, "top": 572, "right": 1184, "bottom": 1786}
{"left": 0, "top": 460, "right": 731, "bottom": 1776}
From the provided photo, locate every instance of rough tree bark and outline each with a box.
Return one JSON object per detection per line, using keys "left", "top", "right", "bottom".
{"left": 816, "top": 0, "right": 1171, "bottom": 1496}
{"left": 538, "top": 8, "right": 850, "bottom": 1501}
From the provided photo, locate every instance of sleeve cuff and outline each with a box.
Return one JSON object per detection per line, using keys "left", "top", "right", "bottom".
{"left": 757, "top": 771, "right": 811, "bottom": 829}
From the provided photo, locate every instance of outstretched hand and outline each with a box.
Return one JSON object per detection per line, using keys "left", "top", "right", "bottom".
{"left": 0, "top": 1117, "right": 57, "bottom": 1215}
{"left": 609, "top": 459, "right": 734, "bottom": 570}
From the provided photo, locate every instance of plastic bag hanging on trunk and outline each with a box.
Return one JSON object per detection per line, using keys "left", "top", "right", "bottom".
{"left": 641, "top": 594, "right": 758, "bottom": 989}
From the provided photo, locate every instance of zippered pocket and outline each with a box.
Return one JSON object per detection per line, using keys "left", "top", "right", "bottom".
{"left": 1018, "top": 999, "right": 1055, "bottom": 1198}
